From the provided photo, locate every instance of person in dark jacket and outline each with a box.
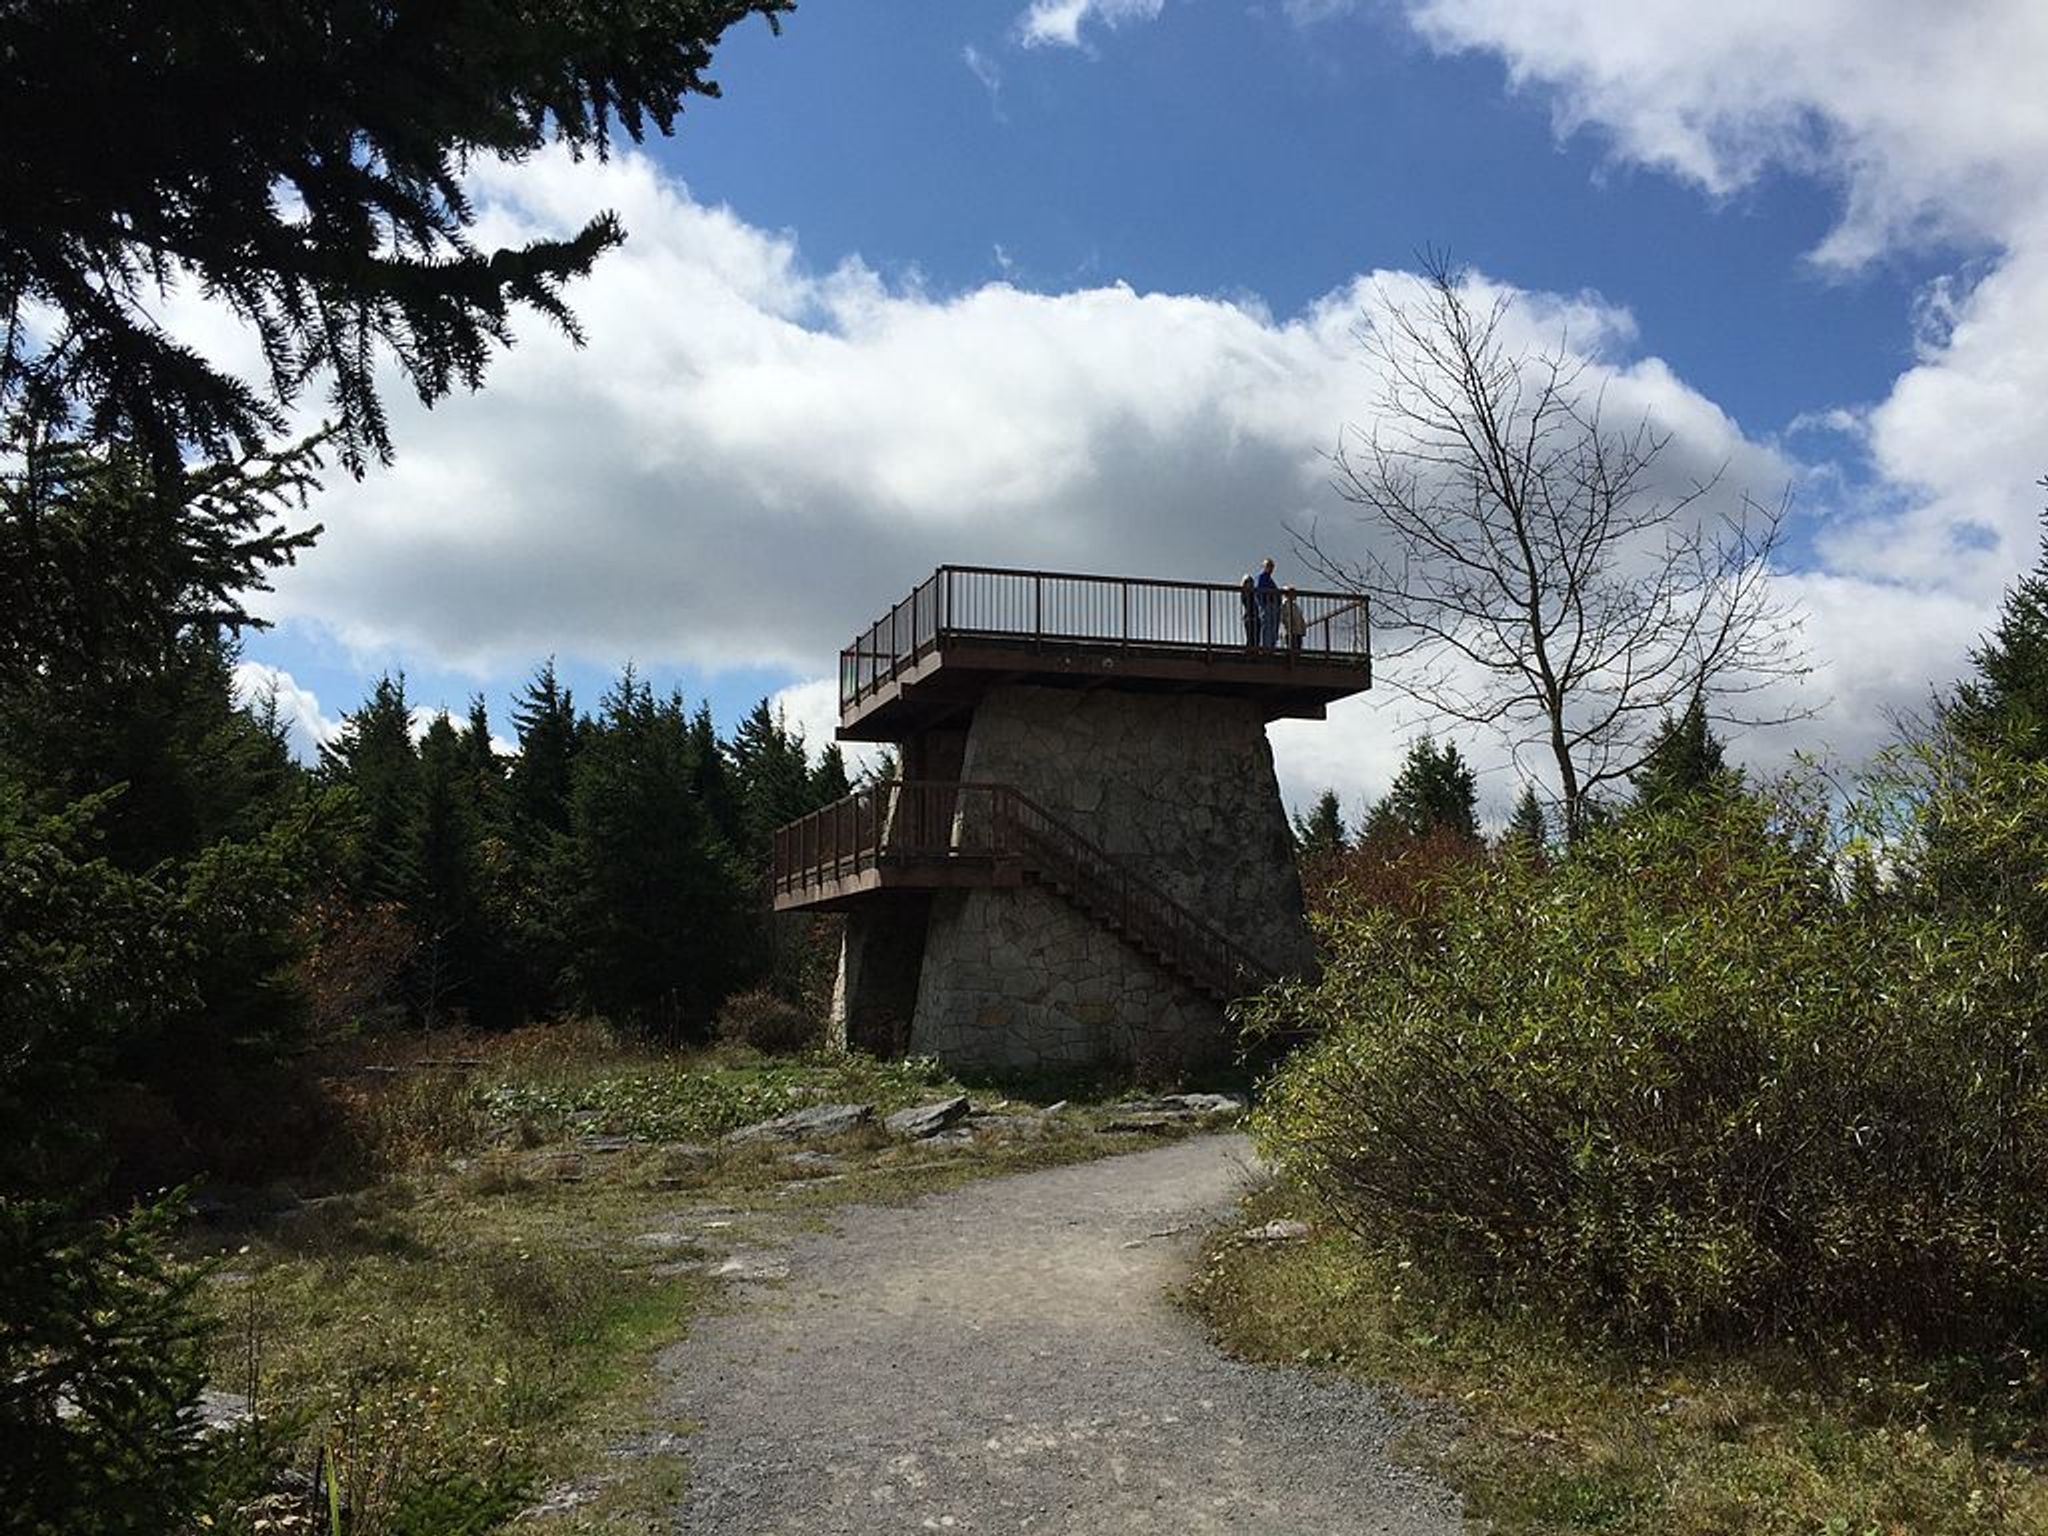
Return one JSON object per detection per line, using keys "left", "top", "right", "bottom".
{"left": 1255, "top": 558, "right": 1281, "bottom": 647}
{"left": 1239, "top": 573, "right": 1258, "bottom": 648}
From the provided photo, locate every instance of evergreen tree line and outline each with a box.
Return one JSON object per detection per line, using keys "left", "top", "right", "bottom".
{"left": 314, "top": 665, "right": 853, "bottom": 1035}
{"left": 0, "top": 428, "right": 857, "bottom": 1200}
{"left": 1293, "top": 695, "right": 1739, "bottom": 867}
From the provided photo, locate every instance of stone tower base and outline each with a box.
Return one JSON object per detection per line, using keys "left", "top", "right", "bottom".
{"left": 832, "top": 684, "right": 1313, "bottom": 1076}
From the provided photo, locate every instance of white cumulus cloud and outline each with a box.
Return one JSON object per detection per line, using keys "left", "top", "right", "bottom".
{"left": 241, "top": 145, "right": 1949, "bottom": 823}
{"left": 1382, "top": 0, "right": 2048, "bottom": 802}
{"left": 1017, "top": 0, "right": 1166, "bottom": 50}
{"left": 234, "top": 661, "right": 342, "bottom": 761}
{"left": 1405, "top": 0, "right": 2048, "bottom": 268}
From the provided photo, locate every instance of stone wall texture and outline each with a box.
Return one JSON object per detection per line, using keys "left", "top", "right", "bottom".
{"left": 906, "top": 685, "right": 1313, "bottom": 1074}
{"left": 912, "top": 884, "right": 1220, "bottom": 1075}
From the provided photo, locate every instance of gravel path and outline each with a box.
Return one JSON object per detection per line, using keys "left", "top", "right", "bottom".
{"left": 658, "top": 1134, "right": 1464, "bottom": 1534}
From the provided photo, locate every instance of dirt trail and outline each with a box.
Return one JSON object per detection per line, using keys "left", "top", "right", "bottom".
{"left": 658, "top": 1133, "right": 1463, "bottom": 1534}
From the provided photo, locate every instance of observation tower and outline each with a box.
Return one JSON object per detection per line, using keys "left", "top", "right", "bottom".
{"left": 770, "top": 565, "right": 1371, "bottom": 1075}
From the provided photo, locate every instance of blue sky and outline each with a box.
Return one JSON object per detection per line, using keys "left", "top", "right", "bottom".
{"left": 681, "top": 1, "right": 1941, "bottom": 424}
{"left": 231, "top": 0, "right": 2048, "bottom": 816}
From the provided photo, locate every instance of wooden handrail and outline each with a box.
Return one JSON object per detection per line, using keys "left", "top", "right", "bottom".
{"left": 771, "top": 781, "right": 1275, "bottom": 1001}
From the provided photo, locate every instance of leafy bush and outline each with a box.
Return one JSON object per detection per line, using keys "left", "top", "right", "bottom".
{"left": 1859, "top": 729, "right": 2048, "bottom": 946}
{"left": 715, "top": 987, "right": 822, "bottom": 1055}
{"left": 1299, "top": 822, "right": 1488, "bottom": 924}
{"left": 296, "top": 895, "right": 418, "bottom": 1041}
{"left": 1249, "top": 788, "right": 2048, "bottom": 1349}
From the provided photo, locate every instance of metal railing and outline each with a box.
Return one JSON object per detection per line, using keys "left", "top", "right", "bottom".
{"left": 771, "top": 780, "right": 1275, "bottom": 1001}
{"left": 839, "top": 565, "right": 1370, "bottom": 712}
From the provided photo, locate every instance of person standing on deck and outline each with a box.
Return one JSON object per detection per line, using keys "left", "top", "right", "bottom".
{"left": 1240, "top": 574, "right": 1259, "bottom": 649}
{"left": 1255, "top": 558, "right": 1281, "bottom": 647}
{"left": 1282, "top": 587, "right": 1307, "bottom": 653}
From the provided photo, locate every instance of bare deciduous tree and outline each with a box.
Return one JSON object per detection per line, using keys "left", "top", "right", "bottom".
{"left": 1303, "top": 253, "right": 1813, "bottom": 841}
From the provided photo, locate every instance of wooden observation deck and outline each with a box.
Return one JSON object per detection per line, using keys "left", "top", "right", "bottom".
{"left": 770, "top": 781, "right": 1274, "bottom": 1002}
{"left": 836, "top": 565, "right": 1371, "bottom": 742}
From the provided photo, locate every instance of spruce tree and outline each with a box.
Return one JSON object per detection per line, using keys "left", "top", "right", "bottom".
{"left": 1, "top": 630, "right": 303, "bottom": 874}
{"left": 321, "top": 674, "right": 420, "bottom": 904}
{"left": 0, "top": 431, "right": 320, "bottom": 704}
{"left": 689, "top": 700, "right": 745, "bottom": 848}
{"left": 556, "top": 669, "right": 754, "bottom": 1034}
{"left": 1, "top": 0, "right": 792, "bottom": 467}
{"left": 1504, "top": 784, "right": 1549, "bottom": 857}
{"left": 1354, "top": 798, "right": 1403, "bottom": 848}
{"left": 1631, "top": 695, "right": 1736, "bottom": 813}
{"left": 0, "top": 433, "right": 316, "bottom": 870}
{"left": 459, "top": 696, "right": 500, "bottom": 784}
{"left": 728, "top": 698, "right": 816, "bottom": 863}
{"left": 508, "top": 661, "right": 580, "bottom": 850}
{"left": 1292, "top": 789, "right": 1348, "bottom": 857}
{"left": 500, "top": 662, "right": 582, "bottom": 1016}
{"left": 811, "top": 742, "right": 854, "bottom": 805}
{"left": 1371, "top": 736, "right": 1480, "bottom": 841}
{"left": 410, "top": 713, "right": 487, "bottom": 1024}
{"left": 1951, "top": 491, "right": 2048, "bottom": 760}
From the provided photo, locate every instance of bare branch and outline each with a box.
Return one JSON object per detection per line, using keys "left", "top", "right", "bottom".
{"left": 1300, "top": 254, "right": 1817, "bottom": 840}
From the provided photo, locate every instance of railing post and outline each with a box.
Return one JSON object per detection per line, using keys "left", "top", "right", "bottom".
{"left": 1121, "top": 580, "right": 1129, "bottom": 648}
{"left": 1033, "top": 573, "right": 1042, "bottom": 648}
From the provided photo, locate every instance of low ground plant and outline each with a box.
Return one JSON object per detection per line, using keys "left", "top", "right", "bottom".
{"left": 183, "top": 1028, "right": 1187, "bottom": 1533}
{"left": 1189, "top": 1188, "right": 2048, "bottom": 1536}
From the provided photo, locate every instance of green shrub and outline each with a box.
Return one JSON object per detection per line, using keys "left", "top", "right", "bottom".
{"left": 1249, "top": 788, "right": 2048, "bottom": 1349}
{"left": 715, "top": 987, "right": 822, "bottom": 1055}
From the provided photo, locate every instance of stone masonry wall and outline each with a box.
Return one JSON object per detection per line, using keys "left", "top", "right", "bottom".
{"left": 909, "top": 685, "right": 1314, "bottom": 1074}
{"left": 912, "top": 884, "right": 1221, "bottom": 1075}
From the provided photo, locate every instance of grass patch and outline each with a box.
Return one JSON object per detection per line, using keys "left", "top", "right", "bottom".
{"left": 1187, "top": 1185, "right": 2048, "bottom": 1536}
{"left": 192, "top": 1024, "right": 1225, "bottom": 1533}
{"left": 477, "top": 1048, "right": 959, "bottom": 1145}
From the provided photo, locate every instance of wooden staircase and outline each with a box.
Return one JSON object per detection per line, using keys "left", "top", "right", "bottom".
{"left": 771, "top": 781, "right": 1275, "bottom": 1004}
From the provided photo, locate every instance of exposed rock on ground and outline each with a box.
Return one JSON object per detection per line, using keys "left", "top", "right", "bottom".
{"left": 1105, "top": 1092, "right": 1249, "bottom": 1134}
{"left": 722, "top": 1103, "right": 874, "bottom": 1144}
{"left": 1243, "top": 1218, "right": 1312, "bottom": 1243}
{"left": 884, "top": 1095, "right": 973, "bottom": 1139}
